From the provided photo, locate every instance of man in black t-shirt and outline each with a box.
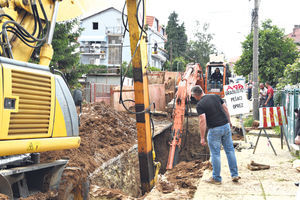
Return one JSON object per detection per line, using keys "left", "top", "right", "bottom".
{"left": 211, "top": 68, "right": 223, "bottom": 88}
{"left": 191, "top": 85, "right": 240, "bottom": 184}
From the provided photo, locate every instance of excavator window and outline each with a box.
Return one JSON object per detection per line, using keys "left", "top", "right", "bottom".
{"left": 207, "top": 65, "right": 224, "bottom": 92}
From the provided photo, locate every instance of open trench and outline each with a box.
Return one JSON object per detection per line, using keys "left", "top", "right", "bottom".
{"left": 88, "top": 115, "right": 211, "bottom": 199}
{"left": 19, "top": 103, "right": 211, "bottom": 200}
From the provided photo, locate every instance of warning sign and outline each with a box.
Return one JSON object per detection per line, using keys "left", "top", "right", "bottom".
{"left": 27, "top": 141, "right": 40, "bottom": 152}
{"left": 224, "top": 84, "right": 250, "bottom": 116}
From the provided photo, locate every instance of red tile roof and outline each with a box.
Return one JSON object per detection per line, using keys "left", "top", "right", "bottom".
{"left": 146, "top": 16, "right": 166, "bottom": 37}
{"left": 146, "top": 16, "right": 155, "bottom": 27}
{"left": 287, "top": 25, "right": 300, "bottom": 44}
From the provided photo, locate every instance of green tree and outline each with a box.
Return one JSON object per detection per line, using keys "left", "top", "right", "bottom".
{"left": 165, "top": 12, "right": 188, "bottom": 61}
{"left": 31, "top": 19, "right": 84, "bottom": 87}
{"left": 50, "top": 18, "right": 83, "bottom": 87}
{"left": 187, "top": 22, "right": 216, "bottom": 68}
{"left": 277, "top": 59, "right": 300, "bottom": 89}
{"left": 234, "top": 19, "right": 299, "bottom": 86}
{"left": 172, "top": 56, "right": 188, "bottom": 71}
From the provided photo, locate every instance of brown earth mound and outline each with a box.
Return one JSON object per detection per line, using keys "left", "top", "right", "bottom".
{"left": 0, "top": 194, "right": 10, "bottom": 200}
{"left": 154, "top": 116, "right": 210, "bottom": 174}
{"left": 154, "top": 160, "right": 212, "bottom": 198}
{"left": 26, "top": 102, "right": 137, "bottom": 199}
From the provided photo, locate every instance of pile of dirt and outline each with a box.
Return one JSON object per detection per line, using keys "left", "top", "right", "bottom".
{"left": 89, "top": 185, "right": 137, "bottom": 200}
{"left": 154, "top": 160, "right": 212, "bottom": 198}
{"left": 232, "top": 133, "right": 244, "bottom": 141}
{"left": 30, "top": 102, "right": 137, "bottom": 199}
{"left": 19, "top": 191, "right": 57, "bottom": 200}
{"left": 0, "top": 194, "right": 10, "bottom": 200}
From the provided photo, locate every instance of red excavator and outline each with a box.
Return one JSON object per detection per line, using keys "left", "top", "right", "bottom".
{"left": 166, "top": 57, "right": 231, "bottom": 169}
{"left": 166, "top": 63, "right": 204, "bottom": 169}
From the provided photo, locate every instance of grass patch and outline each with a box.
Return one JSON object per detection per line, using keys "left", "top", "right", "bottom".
{"left": 244, "top": 115, "right": 254, "bottom": 127}
{"left": 272, "top": 126, "right": 281, "bottom": 135}
{"left": 276, "top": 178, "right": 288, "bottom": 182}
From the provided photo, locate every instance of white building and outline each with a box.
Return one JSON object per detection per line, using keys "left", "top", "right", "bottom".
{"left": 78, "top": 7, "right": 167, "bottom": 70}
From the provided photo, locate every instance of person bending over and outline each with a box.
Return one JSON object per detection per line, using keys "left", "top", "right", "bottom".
{"left": 191, "top": 85, "right": 240, "bottom": 184}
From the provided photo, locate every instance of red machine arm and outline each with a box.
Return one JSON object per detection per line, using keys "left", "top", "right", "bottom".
{"left": 166, "top": 63, "right": 204, "bottom": 169}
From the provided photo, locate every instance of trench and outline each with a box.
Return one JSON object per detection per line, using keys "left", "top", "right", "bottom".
{"left": 89, "top": 115, "right": 210, "bottom": 199}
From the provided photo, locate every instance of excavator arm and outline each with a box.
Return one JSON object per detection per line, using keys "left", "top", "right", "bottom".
{"left": 167, "top": 63, "right": 204, "bottom": 169}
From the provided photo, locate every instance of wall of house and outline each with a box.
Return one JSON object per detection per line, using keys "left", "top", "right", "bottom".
{"left": 80, "top": 54, "right": 107, "bottom": 65}
{"left": 80, "top": 8, "right": 132, "bottom": 66}
{"left": 81, "top": 9, "right": 121, "bottom": 37}
{"left": 111, "top": 84, "right": 166, "bottom": 112}
{"left": 80, "top": 8, "right": 167, "bottom": 69}
{"left": 86, "top": 75, "right": 121, "bottom": 85}
{"left": 147, "top": 28, "right": 167, "bottom": 69}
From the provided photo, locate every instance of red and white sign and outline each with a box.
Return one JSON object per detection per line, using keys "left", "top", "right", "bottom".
{"left": 224, "top": 84, "right": 250, "bottom": 116}
{"left": 259, "top": 107, "right": 288, "bottom": 128}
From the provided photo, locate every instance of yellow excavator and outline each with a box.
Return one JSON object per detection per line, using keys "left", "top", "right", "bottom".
{"left": 0, "top": 0, "right": 158, "bottom": 198}
{"left": 0, "top": 0, "right": 86, "bottom": 198}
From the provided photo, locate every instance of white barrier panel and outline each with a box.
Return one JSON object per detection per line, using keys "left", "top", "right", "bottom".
{"left": 259, "top": 107, "right": 288, "bottom": 128}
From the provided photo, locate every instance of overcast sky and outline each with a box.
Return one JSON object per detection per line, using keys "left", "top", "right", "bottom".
{"left": 81, "top": 0, "right": 300, "bottom": 59}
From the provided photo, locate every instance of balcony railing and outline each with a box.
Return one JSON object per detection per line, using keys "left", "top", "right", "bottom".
{"left": 106, "top": 26, "right": 124, "bottom": 35}
{"left": 80, "top": 45, "right": 106, "bottom": 55}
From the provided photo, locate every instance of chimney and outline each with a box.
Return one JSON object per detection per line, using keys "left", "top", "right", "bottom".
{"left": 293, "top": 25, "right": 300, "bottom": 36}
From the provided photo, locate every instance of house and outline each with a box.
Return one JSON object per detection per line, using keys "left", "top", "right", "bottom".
{"left": 287, "top": 25, "right": 300, "bottom": 52}
{"left": 78, "top": 7, "right": 130, "bottom": 70}
{"left": 146, "top": 16, "right": 168, "bottom": 69}
{"left": 78, "top": 7, "right": 168, "bottom": 71}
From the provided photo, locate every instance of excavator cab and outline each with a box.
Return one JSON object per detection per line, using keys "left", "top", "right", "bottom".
{"left": 205, "top": 63, "right": 226, "bottom": 97}
{"left": 204, "top": 54, "right": 231, "bottom": 98}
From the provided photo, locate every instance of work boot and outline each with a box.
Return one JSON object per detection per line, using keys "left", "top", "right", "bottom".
{"left": 204, "top": 177, "right": 221, "bottom": 185}
{"left": 232, "top": 176, "right": 241, "bottom": 182}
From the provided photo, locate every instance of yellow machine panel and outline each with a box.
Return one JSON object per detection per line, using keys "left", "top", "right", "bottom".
{"left": 0, "top": 64, "right": 55, "bottom": 139}
{"left": 0, "top": 61, "right": 80, "bottom": 156}
{"left": 52, "top": 99, "right": 68, "bottom": 137}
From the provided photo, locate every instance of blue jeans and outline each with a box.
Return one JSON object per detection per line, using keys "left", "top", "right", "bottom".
{"left": 211, "top": 80, "right": 221, "bottom": 89}
{"left": 266, "top": 97, "right": 274, "bottom": 107}
{"left": 207, "top": 123, "right": 238, "bottom": 181}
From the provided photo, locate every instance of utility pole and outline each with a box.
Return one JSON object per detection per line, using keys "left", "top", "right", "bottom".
{"left": 170, "top": 41, "right": 173, "bottom": 71}
{"left": 253, "top": 0, "right": 259, "bottom": 120}
{"left": 127, "top": 0, "right": 155, "bottom": 193}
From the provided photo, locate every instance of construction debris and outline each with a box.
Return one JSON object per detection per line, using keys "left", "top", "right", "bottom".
{"left": 247, "top": 161, "right": 270, "bottom": 171}
{"left": 0, "top": 194, "right": 9, "bottom": 200}
{"left": 150, "top": 160, "right": 212, "bottom": 199}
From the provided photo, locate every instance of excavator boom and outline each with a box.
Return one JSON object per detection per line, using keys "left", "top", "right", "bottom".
{"left": 166, "top": 63, "right": 204, "bottom": 169}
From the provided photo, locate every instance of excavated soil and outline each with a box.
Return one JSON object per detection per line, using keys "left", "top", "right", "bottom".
{"left": 153, "top": 116, "right": 210, "bottom": 174}
{"left": 25, "top": 102, "right": 138, "bottom": 199}
{"left": 0, "top": 194, "right": 9, "bottom": 200}
{"left": 156, "top": 161, "right": 212, "bottom": 194}
{"left": 20, "top": 103, "right": 215, "bottom": 199}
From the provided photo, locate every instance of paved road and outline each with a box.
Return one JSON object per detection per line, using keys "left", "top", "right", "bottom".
{"left": 193, "top": 135, "right": 299, "bottom": 200}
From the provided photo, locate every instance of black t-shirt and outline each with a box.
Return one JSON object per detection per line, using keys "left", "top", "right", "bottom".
{"left": 211, "top": 72, "right": 222, "bottom": 82}
{"left": 196, "top": 94, "right": 228, "bottom": 128}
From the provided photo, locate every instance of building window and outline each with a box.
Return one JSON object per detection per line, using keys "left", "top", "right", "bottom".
{"left": 93, "top": 22, "right": 98, "bottom": 30}
{"left": 89, "top": 58, "right": 95, "bottom": 64}
{"left": 155, "top": 19, "right": 159, "bottom": 31}
{"left": 108, "top": 46, "right": 121, "bottom": 65}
